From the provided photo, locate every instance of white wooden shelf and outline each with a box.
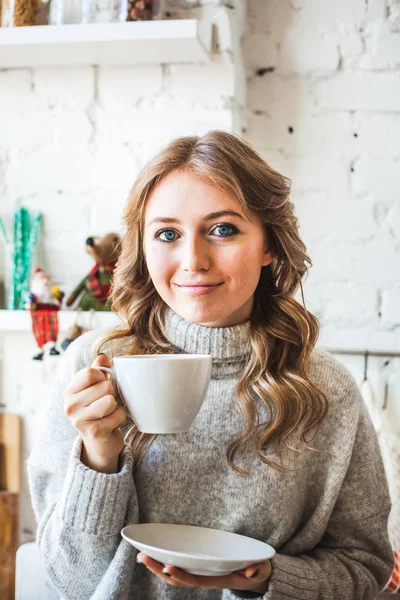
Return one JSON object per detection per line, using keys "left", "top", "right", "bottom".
{"left": 1, "top": 310, "right": 398, "bottom": 359}
{"left": 0, "top": 309, "right": 124, "bottom": 332}
{"left": 0, "top": 18, "right": 214, "bottom": 68}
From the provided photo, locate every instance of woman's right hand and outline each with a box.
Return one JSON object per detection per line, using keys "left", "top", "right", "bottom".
{"left": 63, "top": 353, "right": 127, "bottom": 474}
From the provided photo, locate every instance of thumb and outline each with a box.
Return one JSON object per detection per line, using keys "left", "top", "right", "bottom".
{"left": 91, "top": 352, "right": 111, "bottom": 369}
{"left": 244, "top": 559, "right": 272, "bottom": 583}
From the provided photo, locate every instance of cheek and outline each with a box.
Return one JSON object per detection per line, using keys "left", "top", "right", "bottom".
{"left": 223, "top": 244, "right": 263, "bottom": 283}
{"left": 145, "top": 244, "right": 175, "bottom": 287}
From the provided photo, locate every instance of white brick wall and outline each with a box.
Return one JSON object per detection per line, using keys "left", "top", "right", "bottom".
{"left": 0, "top": 0, "right": 246, "bottom": 543}
{"left": 245, "top": 0, "right": 400, "bottom": 340}
{"left": 244, "top": 6, "right": 400, "bottom": 542}
{"left": 1, "top": 0, "right": 400, "bottom": 544}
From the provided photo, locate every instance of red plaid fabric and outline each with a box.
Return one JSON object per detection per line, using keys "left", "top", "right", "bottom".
{"left": 30, "top": 306, "right": 60, "bottom": 348}
{"left": 382, "top": 550, "right": 400, "bottom": 594}
{"left": 87, "top": 260, "right": 117, "bottom": 302}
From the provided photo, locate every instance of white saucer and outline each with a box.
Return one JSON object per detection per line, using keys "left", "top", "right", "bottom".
{"left": 121, "top": 523, "right": 275, "bottom": 576}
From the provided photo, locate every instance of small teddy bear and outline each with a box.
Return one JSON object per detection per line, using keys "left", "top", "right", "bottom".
{"left": 66, "top": 233, "right": 121, "bottom": 311}
{"left": 25, "top": 267, "right": 64, "bottom": 360}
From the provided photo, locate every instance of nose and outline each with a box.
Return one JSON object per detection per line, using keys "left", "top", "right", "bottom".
{"left": 86, "top": 237, "right": 94, "bottom": 247}
{"left": 181, "top": 236, "right": 211, "bottom": 273}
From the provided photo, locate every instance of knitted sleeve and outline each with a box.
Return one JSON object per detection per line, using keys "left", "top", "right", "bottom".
{"left": 231, "top": 382, "right": 393, "bottom": 600}
{"left": 27, "top": 330, "right": 138, "bottom": 600}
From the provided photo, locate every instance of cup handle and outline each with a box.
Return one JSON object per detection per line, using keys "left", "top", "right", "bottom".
{"left": 93, "top": 365, "right": 116, "bottom": 379}
{"left": 93, "top": 366, "right": 127, "bottom": 411}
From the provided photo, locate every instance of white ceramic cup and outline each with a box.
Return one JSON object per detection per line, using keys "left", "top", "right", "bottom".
{"left": 94, "top": 354, "right": 212, "bottom": 434}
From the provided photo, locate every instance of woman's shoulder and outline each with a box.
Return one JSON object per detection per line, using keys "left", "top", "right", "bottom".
{"left": 307, "top": 346, "right": 362, "bottom": 410}
{"left": 304, "top": 347, "right": 365, "bottom": 456}
{"left": 63, "top": 329, "right": 105, "bottom": 367}
{"left": 64, "top": 328, "right": 135, "bottom": 368}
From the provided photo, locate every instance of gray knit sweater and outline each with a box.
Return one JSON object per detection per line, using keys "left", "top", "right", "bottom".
{"left": 27, "top": 310, "right": 394, "bottom": 600}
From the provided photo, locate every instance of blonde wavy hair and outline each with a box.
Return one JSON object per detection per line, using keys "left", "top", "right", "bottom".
{"left": 96, "top": 130, "right": 330, "bottom": 476}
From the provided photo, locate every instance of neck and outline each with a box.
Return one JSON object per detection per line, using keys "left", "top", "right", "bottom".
{"left": 162, "top": 308, "right": 252, "bottom": 378}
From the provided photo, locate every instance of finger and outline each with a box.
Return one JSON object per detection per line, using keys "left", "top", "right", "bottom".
{"left": 243, "top": 559, "right": 271, "bottom": 582}
{"left": 236, "top": 560, "right": 270, "bottom": 577}
{"left": 98, "top": 407, "right": 126, "bottom": 433}
{"left": 65, "top": 380, "right": 114, "bottom": 417}
{"left": 91, "top": 354, "right": 113, "bottom": 380}
{"left": 65, "top": 365, "right": 109, "bottom": 395}
{"left": 78, "top": 379, "right": 115, "bottom": 408}
{"left": 92, "top": 353, "right": 112, "bottom": 369}
{"left": 137, "top": 553, "right": 163, "bottom": 570}
{"left": 84, "top": 407, "right": 126, "bottom": 439}
{"left": 163, "top": 564, "right": 268, "bottom": 590}
{"left": 161, "top": 564, "right": 244, "bottom": 589}
{"left": 80, "top": 395, "right": 117, "bottom": 422}
{"left": 137, "top": 554, "right": 191, "bottom": 588}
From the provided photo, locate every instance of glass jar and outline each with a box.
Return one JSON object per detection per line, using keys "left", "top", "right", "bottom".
{"left": 1, "top": 0, "right": 14, "bottom": 26}
{"left": 92, "top": 0, "right": 117, "bottom": 23}
{"left": 0, "top": 247, "right": 6, "bottom": 310}
{"left": 162, "top": 0, "right": 200, "bottom": 19}
{"left": 7, "top": 0, "right": 51, "bottom": 26}
{"left": 151, "top": 0, "right": 164, "bottom": 20}
{"left": 126, "top": 0, "right": 152, "bottom": 21}
{"left": 49, "top": 0, "right": 94, "bottom": 24}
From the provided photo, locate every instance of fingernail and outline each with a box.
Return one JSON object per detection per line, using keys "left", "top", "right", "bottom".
{"left": 162, "top": 569, "right": 172, "bottom": 577}
{"left": 136, "top": 555, "right": 142, "bottom": 564}
{"left": 250, "top": 569, "right": 259, "bottom": 579}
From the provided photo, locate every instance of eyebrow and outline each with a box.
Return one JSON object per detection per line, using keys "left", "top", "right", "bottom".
{"left": 147, "top": 210, "right": 247, "bottom": 228}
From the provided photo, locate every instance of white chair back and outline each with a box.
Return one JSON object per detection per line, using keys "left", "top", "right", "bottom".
{"left": 15, "top": 542, "right": 59, "bottom": 600}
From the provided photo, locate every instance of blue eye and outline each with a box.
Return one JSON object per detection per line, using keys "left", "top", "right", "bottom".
{"left": 156, "top": 229, "right": 178, "bottom": 242}
{"left": 154, "top": 223, "right": 238, "bottom": 242}
{"left": 212, "top": 224, "right": 237, "bottom": 237}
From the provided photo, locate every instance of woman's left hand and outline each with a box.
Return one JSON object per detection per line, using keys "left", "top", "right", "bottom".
{"left": 136, "top": 553, "right": 272, "bottom": 594}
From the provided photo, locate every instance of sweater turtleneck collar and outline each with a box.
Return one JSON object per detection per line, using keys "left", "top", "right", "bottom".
{"left": 163, "top": 308, "right": 251, "bottom": 378}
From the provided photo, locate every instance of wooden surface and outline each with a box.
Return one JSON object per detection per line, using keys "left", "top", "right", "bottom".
{"left": 0, "top": 413, "right": 21, "bottom": 493}
{"left": 0, "top": 491, "right": 19, "bottom": 600}
{"left": 0, "top": 413, "right": 21, "bottom": 600}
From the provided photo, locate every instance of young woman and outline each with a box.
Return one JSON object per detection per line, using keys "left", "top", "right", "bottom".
{"left": 28, "top": 131, "right": 393, "bottom": 600}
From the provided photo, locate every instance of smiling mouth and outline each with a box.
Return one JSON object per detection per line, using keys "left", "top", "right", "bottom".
{"left": 174, "top": 283, "right": 224, "bottom": 288}
{"left": 173, "top": 282, "right": 224, "bottom": 296}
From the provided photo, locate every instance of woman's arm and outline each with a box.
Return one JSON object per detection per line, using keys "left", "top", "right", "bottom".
{"left": 262, "top": 511, "right": 392, "bottom": 599}
{"left": 230, "top": 398, "right": 394, "bottom": 600}
{"left": 27, "top": 332, "right": 138, "bottom": 600}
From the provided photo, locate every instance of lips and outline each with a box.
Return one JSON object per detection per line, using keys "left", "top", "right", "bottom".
{"left": 173, "top": 282, "right": 224, "bottom": 296}
{"left": 174, "top": 282, "right": 223, "bottom": 288}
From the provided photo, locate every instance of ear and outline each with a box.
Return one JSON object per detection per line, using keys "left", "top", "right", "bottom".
{"left": 262, "top": 249, "right": 275, "bottom": 267}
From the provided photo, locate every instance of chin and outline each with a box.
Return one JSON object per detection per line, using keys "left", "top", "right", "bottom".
{"left": 174, "top": 303, "right": 227, "bottom": 327}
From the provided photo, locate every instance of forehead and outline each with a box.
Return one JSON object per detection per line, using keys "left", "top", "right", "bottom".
{"left": 144, "top": 170, "right": 243, "bottom": 222}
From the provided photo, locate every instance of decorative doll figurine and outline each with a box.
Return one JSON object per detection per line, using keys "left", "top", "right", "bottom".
{"left": 25, "top": 267, "right": 64, "bottom": 360}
